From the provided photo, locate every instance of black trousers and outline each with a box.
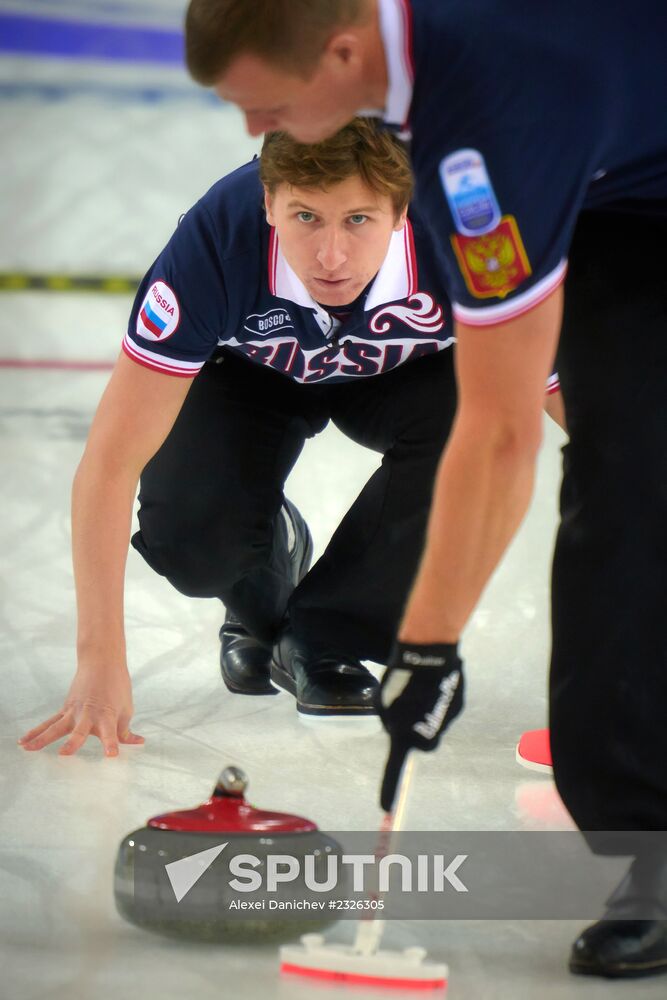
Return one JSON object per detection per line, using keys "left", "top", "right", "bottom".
{"left": 132, "top": 348, "right": 457, "bottom": 663}
{"left": 550, "top": 208, "right": 667, "bottom": 835}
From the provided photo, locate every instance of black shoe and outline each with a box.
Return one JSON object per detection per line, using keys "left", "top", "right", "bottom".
{"left": 219, "top": 499, "right": 313, "bottom": 696}
{"left": 219, "top": 611, "right": 276, "bottom": 695}
{"left": 271, "top": 629, "right": 379, "bottom": 716}
{"left": 570, "top": 854, "right": 667, "bottom": 979}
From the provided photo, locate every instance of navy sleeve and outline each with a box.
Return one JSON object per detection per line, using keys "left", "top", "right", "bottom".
{"left": 416, "top": 120, "right": 596, "bottom": 327}
{"left": 123, "top": 200, "right": 227, "bottom": 377}
{"left": 408, "top": 0, "right": 608, "bottom": 328}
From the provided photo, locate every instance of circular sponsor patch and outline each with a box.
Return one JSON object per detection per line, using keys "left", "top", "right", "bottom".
{"left": 136, "top": 280, "right": 180, "bottom": 342}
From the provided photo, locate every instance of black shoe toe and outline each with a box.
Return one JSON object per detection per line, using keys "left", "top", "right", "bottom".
{"left": 570, "top": 920, "right": 667, "bottom": 978}
{"left": 297, "top": 659, "right": 379, "bottom": 716}
{"left": 271, "top": 631, "right": 379, "bottom": 716}
{"left": 570, "top": 855, "right": 667, "bottom": 979}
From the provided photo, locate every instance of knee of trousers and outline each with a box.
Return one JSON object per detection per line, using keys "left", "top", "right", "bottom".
{"left": 132, "top": 505, "right": 274, "bottom": 599}
{"left": 407, "top": 395, "right": 457, "bottom": 449}
{"left": 561, "top": 434, "right": 667, "bottom": 518}
{"left": 389, "top": 408, "right": 455, "bottom": 479}
{"left": 551, "top": 745, "right": 667, "bottom": 833}
{"left": 550, "top": 654, "right": 667, "bottom": 831}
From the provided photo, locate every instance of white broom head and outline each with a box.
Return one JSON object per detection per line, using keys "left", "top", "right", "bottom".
{"left": 280, "top": 934, "right": 449, "bottom": 991}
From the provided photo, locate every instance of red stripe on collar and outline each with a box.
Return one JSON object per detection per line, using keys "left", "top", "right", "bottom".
{"left": 268, "top": 226, "right": 278, "bottom": 295}
{"left": 404, "top": 218, "right": 418, "bottom": 294}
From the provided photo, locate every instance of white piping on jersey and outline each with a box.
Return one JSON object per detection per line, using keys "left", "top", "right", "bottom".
{"left": 546, "top": 372, "right": 561, "bottom": 395}
{"left": 366, "top": 221, "right": 418, "bottom": 309}
{"left": 377, "top": 0, "right": 414, "bottom": 132}
{"left": 268, "top": 220, "right": 418, "bottom": 328}
{"left": 122, "top": 333, "right": 203, "bottom": 377}
{"left": 452, "top": 259, "right": 568, "bottom": 328}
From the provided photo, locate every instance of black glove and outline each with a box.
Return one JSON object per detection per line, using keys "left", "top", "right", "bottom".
{"left": 375, "top": 641, "right": 465, "bottom": 811}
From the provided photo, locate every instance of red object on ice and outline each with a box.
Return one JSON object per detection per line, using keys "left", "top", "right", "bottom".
{"left": 148, "top": 787, "right": 318, "bottom": 834}
{"left": 281, "top": 963, "right": 447, "bottom": 991}
{"left": 516, "top": 728, "right": 553, "bottom": 772}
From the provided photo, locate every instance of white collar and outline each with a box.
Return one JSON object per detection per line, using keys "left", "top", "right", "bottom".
{"left": 377, "top": 0, "right": 414, "bottom": 130}
{"left": 268, "top": 220, "right": 418, "bottom": 314}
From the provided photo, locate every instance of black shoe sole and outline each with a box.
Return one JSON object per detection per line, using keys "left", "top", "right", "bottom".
{"left": 569, "top": 958, "right": 667, "bottom": 979}
{"left": 221, "top": 673, "right": 280, "bottom": 697}
{"left": 270, "top": 660, "right": 378, "bottom": 716}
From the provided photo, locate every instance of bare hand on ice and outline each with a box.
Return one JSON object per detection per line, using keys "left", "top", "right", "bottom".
{"left": 19, "top": 665, "right": 143, "bottom": 756}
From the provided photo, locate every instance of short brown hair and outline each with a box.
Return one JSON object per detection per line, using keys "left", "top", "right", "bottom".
{"left": 259, "top": 118, "right": 413, "bottom": 220}
{"left": 185, "top": 0, "right": 367, "bottom": 84}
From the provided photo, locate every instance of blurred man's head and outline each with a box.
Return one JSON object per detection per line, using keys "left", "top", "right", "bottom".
{"left": 260, "top": 118, "right": 412, "bottom": 306}
{"left": 185, "top": 0, "right": 384, "bottom": 141}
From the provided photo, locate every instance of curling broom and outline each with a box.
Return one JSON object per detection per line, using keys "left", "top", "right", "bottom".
{"left": 279, "top": 751, "right": 449, "bottom": 990}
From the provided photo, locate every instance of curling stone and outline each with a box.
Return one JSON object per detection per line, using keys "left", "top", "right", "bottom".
{"left": 114, "top": 766, "right": 345, "bottom": 942}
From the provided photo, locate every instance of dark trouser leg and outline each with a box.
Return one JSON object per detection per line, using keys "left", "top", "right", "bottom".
{"left": 131, "top": 353, "right": 327, "bottom": 644}
{"left": 288, "top": 349, "right": 458, "bottom": 663}
{"left": 550, "top": 209, "right": 667, "bottom": 835}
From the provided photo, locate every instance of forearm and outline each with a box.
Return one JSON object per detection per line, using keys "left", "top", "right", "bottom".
{"left": 71, "top": 453, "right": 139, "bottom": 664}
{"left": 20, "top": 356, "right": 190, "bottom": 756}
{"left": 399, "top": 417, "right": 540, "bottom": 643}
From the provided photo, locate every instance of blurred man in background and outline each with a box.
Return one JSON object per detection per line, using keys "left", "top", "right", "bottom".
{"left": 184, "top": 0, "right": 667, "bottom": 979}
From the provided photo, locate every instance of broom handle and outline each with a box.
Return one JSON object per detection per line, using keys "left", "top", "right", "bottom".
{"left": 352, "top": 752, "right": 415, "bottom": 956}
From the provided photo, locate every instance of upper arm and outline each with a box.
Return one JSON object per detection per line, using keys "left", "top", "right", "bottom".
{"left": 124, "top": 201, "right": 227, "bottom": 379}
{"left": 454, "top": 286, "right": 563, "bottom": 443}
{"left": 82, "top": 350, "right": 194, "bottom": 476}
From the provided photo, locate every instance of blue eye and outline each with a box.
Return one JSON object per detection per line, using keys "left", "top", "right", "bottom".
{"left": 298, "top": 211, "right": 315, "bottom": 223}
{"left": 349, "top": 214, "right": 368, "bottom": 225}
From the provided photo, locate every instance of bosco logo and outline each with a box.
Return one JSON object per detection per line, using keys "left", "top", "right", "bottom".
{"left": 243, "top": 308, "right": 294, "bottom": 337}
{"left": 136, "top": 280, "right": 180, "bottom": 342}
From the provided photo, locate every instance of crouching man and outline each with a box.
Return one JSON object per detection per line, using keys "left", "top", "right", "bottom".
{"left": 20, "top": 119, "right": 463, "bottom": 747}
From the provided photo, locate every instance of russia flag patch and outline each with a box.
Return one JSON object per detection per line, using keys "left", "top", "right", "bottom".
{"left": 137, "top": 280, "right": 180, "bottom": 341}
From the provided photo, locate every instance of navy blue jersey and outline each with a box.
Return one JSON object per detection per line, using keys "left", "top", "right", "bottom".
{"left": 124, "top": 160, "right": 454, "bottom": 383}
{"left": 377, "top": 0, "right": 667, "bottom": 326}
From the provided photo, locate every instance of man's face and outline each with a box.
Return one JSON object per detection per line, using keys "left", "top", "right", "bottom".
{"left": 216, "top": 52, "right": 365, "bottom": 142}
{"left": 265, "top": 175, "right": 407, "bottom": 306}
